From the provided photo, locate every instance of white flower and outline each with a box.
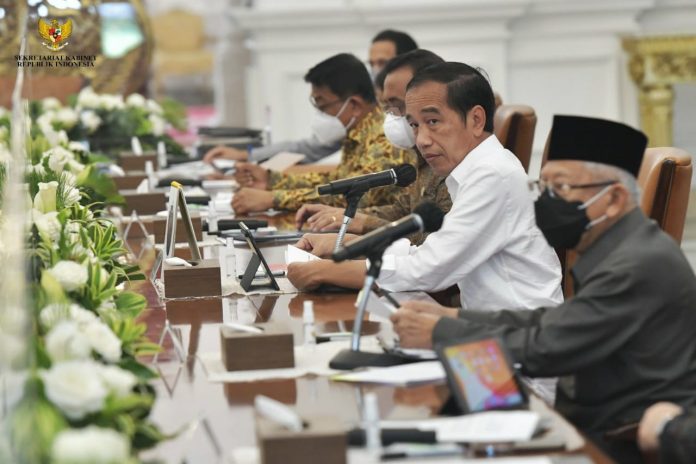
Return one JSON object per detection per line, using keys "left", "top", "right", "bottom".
{"left": 96, "top": 299, "right": 118, "bottom": 319}
{"left": 84, "top": 321, "right": 122, "bottom": 362}
{"left": 45, "top": 321, "right": 92, "bottom": 362}
{"left": 66, "top": 159, "right": 85, "bottom": 174}
{"left": 76, "top": 87, "right": 100, "bottom": 109}
{"left": 148, "top": 114, "right": 166, "bottom": 136}
{"left": 28, "top": 162, "right": 47, "bottom": 176}
{"left": 67, "top": 141, "right": 88, "bottom": 153}
{"left": 52, "top": 426, "right": 130, "bottom": 464}
{"left": 41, "top": 360, "right": 108, "bottom": 420}
{"left": 99, "top": 365, "right": 137, "bottom": 398}
{"left": 79, "top": 110, "right": 101, "bottom": 133}
{"left": 37, "top": 112, "right": 56, "bottom": 135}
{"left": 55, "top": 108, "right": 78, "bottom": 128}
{"left": 46, "top": 260, "right": 88, "bottom": 292}
{"left": 45, "top": 146, "right": 74, "bottom": 174}
{"left": 44, "top": 129, "right": 69, "bottom": 147}
{"left": 126, "top": 93, "right": 146, "bottom": 108}
{"left": 33, "top": 210, "right": 61, "bottom": 242}
{"left": 146, "top": 99, "right": 163, "bottom": 115}
{"left": 33, "top": 181, "right": 59, "bottom": 213}
{"left": 39, "top": 303, "right": 97, "bottom": 331}
{"left": 42, "top": 97, "right": 62, "bottom": 111}
{"left": 99, "top": 94, "right": 125, "bottom": 111}
{"left": 63, "top": 186, "right": 81, "bottom": 207}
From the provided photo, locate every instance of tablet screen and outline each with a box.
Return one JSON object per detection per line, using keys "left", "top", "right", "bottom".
{"left": 441, "top": 338, "right": 524, "bottom": 412}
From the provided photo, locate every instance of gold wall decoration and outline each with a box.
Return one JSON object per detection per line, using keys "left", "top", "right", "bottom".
{"left": 623, "top": 35, "right": 696, "bottom": 147}
{"left": 0, "top": 0, "right": 153, "bottom": 106}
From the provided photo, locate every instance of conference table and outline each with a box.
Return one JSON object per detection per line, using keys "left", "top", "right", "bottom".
{"left": 123, "top": 213, "right": 615, "bottom": 463}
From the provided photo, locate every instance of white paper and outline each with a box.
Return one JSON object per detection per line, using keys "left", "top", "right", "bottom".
{"left": 260, "top": 151, "right": 306, "bottom": 171}
{"left": 135, "top": 178, "right": 149, "bottom": 193}
{"left": 437, "top": 411, "right": 540, "bottom": 443}
{"left": 331, "top": 360, "right": 445, "bottom": 386}
{"left": 285, "top": 245, "right": 320, "bottom": 264}
{"left": 212, "top": 158, "right": 237, "bottom": 170}
{"left": 201, "top": 179, "right": 238, "bottom": 190}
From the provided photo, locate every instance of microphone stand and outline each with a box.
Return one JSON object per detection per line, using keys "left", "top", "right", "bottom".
{"left": 333, "top": 182, "right": 369, "bottom": 254}
{"left": 329, "top": 248, "right": 416, "bottom": 370}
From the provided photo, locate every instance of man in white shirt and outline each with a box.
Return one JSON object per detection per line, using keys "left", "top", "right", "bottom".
{"left": 288, "top": 62, "right": 562, "bottom": 310}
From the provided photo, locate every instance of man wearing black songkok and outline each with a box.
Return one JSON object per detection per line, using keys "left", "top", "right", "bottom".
{"left": 390, "top": 115, "right": 696, "bottom": 463}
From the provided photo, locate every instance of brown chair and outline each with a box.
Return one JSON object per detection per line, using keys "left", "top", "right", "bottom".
{"left": 493, "top": 104, "right": 537, "bottom": 173}
{"left": 637, "top": 147, "right": 693, "bottom": 244}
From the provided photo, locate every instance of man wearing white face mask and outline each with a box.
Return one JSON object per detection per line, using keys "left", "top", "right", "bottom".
{"left": 295, "top": 50, "right": 452, "bottom": 244}
{"left": 231, "top": 53, "right": 414, "bottom": 214}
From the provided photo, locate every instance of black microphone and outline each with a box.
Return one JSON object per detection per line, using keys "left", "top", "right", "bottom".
{"left": 317, "top": 164, "right": 416, "bottom": 196}
{"left": 332, "top": 202, "right": 445, "bottom": 262}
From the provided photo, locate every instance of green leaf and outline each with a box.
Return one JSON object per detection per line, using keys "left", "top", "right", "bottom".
{"left": 115, "top": 291, "right": 147, "bottom": 318}
{"left": 119, "top": 357, "right": 159, "bottom": 382}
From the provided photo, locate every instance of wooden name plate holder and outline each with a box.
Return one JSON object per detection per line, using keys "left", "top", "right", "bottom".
{"left": 120, "top": 190, "right": 166, "bottom": 215}
{"left": 153, "top": 215, "right": 202, "bottom": 243}
{"left": 118, "top": 151, "right": 158, "bottom": 171}
{"left": 162, "top": 259, "right": 222, "bottom": 298}
{"left": 256, "top": 415, "right": 347, "bottom": 464}
{"left": 112, "top": 172, "right": 147, "bottom": 190}
{"left": 220, "top": 323, "right": 294, "bottom": 371}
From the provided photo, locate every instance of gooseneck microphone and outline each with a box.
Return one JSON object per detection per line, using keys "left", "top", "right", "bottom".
{"left": 317, "top": 164, "right": 417, "bottom": 196}
{"left": 329, "top": 202, "right": 446, "bottom": 370}
{"left": 332, "top": 202, "right": 445, "bottom": 262}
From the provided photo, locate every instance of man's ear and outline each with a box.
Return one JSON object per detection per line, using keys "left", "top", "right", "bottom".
{"left": 468, "top": 105, "right": 487, "bottom": 136}
{"left": 606, "top": 184, "right": 629, "bottom": 218}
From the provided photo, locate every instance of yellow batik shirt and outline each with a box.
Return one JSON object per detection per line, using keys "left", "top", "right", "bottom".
{"left": 360, "top": 155, "right": 452, "bottom": 245}
{"left": 268, "top": 107, "right": 415, "bottom": 211}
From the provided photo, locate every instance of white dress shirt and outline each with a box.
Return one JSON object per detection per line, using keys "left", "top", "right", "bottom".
{"left": 376, "top": 135, "right": 563, "bottom": 310}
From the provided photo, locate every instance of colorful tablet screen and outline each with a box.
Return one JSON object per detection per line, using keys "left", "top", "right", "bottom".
{"left": 442, "top": 339, "right": 524, "bottom": 412}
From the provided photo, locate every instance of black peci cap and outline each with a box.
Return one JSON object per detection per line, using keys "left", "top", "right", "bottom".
{"left": 547, "top": 115, "right": 648, "bottom": 176}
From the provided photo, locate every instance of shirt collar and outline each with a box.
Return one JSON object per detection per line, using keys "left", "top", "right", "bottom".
{"left": 344, "top": 105, "right": 382, "bottom": 148}
{"left": 445, "top": 134, "right": 502, "bottom": 198}
{"left": 571, "top": 207, "right": 647, "bottom": 284}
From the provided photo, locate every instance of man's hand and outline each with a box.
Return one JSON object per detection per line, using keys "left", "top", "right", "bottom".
{"left": 400, "top": 301, "right": 459, "bottom": 319}
{"left": 295, "top": 204, "right": 368, "bottom": 233}
{"left": 294, "top": 233, "right": 359, "bottom": 258}
{"left": 234, "top": 162, "right": 270, "bottom": 189}
{"left": 389, "top": 309, "right": 440, "bottom": 349}
{"left": 232, "top": 188, "right": 274, "bottom": 215}
{"left": 287, "top": 261, "right": 327, "bottom": 290}
{"left": 638, "top": 402, "right": 684, "bottom": 451}
{"left": 203, "top": 145, "right": 249, "bottom": 163}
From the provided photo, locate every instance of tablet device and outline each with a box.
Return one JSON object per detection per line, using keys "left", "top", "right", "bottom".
{"left": 437, "top": 336, "right": 526, "bottom": 413}
{"left": 238, "top": 221, "right": 280, "bottom": 292}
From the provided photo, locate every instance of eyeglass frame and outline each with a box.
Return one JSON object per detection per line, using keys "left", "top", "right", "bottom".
{"left": 309, "top": 95, "right": 345, "bottom": 113}
{"left": 528, "top": 179, "right": 618, "bottom": 198}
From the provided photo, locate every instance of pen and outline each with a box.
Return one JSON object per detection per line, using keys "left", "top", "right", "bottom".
{"left": 380, "top": 444, "right": 463, "bottom": 461}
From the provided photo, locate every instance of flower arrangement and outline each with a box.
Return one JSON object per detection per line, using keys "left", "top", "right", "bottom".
{"left": 30, "top": 89, "right": 188, "bottom": 157}
{"left": 0, "top": 99, "right": 171, "bottom": 463}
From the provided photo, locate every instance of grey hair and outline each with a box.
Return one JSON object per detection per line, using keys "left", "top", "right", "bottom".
{"left": 583, "top": 161, "right": 640, "bottom": 206}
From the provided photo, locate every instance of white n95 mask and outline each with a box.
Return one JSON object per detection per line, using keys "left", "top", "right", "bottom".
{"left": 310, "top": 100, "right": 355, "bottom": 145}
{"left": 383, "top": 112, "right": 415, "bottom": 149}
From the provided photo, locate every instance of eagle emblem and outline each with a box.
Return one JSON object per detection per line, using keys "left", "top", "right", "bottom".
{"left": 38, "top": 18, "right": 73, "bottom": 51}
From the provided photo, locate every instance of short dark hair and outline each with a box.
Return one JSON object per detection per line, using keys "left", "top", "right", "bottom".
{"left": 304, "top": 53, "right": 376, "bottom": 103}
{"left": 407, "top": 62, "right": 495, "bottom": 132}
{"left": 371, "top": 29, "right": 418, "bottom": 55}
{"left": 375, "top": 49, "right": 444, "bottom": 90}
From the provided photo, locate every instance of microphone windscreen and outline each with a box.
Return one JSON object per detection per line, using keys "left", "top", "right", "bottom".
{"left": 413, "top": 201, "right": 445, "bottom": 232}
{"left": 393, "top": 164, "right": 417, "bottom": 187}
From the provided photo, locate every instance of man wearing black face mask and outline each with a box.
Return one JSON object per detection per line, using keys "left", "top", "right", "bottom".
{"left": 390, "top": 115, "right": 696, "bottom": 463}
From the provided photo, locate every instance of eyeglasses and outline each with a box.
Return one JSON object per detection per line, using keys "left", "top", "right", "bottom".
{"left": 309, "top": 96, "right": 343, "bottom": 112}
{"left": 528, "top": 179, "right": 618, "bottom": 198}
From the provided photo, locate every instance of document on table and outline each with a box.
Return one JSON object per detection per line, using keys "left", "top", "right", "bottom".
{"left": 331, "top": 360, "right": 445, "bottom": 386}
{"left": 260, "top": 152, "right": 306, "bottom": 172}
{"left": 381, "top": 411, "right": 540, "bottom": 444}
{"left": 285, "top": 245, "right": 319, "bottom": 264}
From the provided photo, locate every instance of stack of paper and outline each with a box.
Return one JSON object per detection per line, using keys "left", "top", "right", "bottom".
{"left": 285, "top": 245, "right": 320, "bottom": 264}
{"left": 331, "top": 361, "right": 445, "bottom": 386}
